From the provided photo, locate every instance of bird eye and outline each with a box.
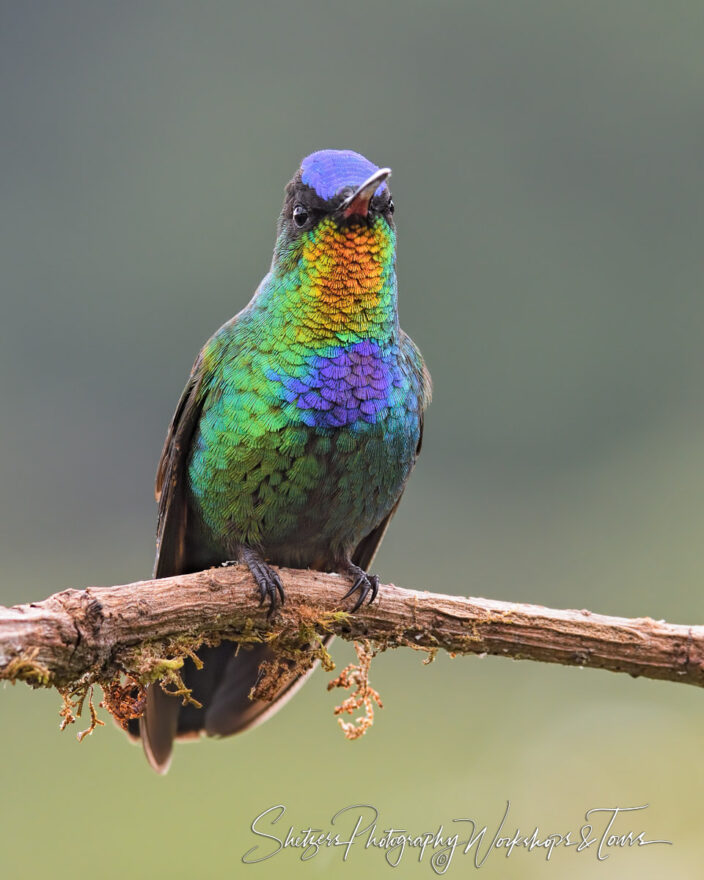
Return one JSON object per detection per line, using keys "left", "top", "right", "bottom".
{"left": 388, "top": 199, "right": 395, "bottom": 215}
{"left": 293, "top": 204, "right": 309, "bottom": 227}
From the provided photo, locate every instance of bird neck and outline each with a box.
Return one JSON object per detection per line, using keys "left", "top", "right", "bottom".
{"left": 264, "top": 216, "right": 399, "bottom": 349}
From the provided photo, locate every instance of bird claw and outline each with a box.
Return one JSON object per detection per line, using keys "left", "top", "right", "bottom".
{"left": 257, "top": 570, "right": 285, "bottom": 616}
{"left": 240, "top": 548, "right": 285, "bottom": 617}
{"left": 342, "top": 565, "right": 380, "bottom": 612}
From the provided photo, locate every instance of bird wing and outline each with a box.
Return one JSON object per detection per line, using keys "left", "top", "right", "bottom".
{"left": 153, "top": 356, "right": 207, "bottom": 579}
{"left": 139, "top": 354, "right": 208, "bottom": 772}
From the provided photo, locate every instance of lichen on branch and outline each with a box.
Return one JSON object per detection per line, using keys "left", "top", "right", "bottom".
{"left": 1, "top": 563, "right": 703, "bottom": 742}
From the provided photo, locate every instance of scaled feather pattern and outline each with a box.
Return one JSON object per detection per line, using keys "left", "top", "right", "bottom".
{"left": 188, "top": 209, "right": 429, "bottom": 564}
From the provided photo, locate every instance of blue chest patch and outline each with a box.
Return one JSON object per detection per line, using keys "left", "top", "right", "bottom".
{"left": 268, "top": 340, "right": 405, "bottom": 429}
{"left": 301, "top": 150, "right": 388, "bottom": 202}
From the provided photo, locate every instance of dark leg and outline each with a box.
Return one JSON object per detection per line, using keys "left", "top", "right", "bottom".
{"left": 341, "top": 560, "right": 380, "bottom": 612}
{"left": 239, "top": 546, "right": 285, "bottom": 617}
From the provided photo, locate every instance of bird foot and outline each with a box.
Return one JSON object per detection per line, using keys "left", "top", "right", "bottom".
{"left": 240, "top": 548, "right": 285, "bottom": 617}
{"left": 341, "top": 562, "right": 379, "bottom": 612}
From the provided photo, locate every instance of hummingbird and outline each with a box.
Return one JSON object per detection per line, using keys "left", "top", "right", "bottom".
{"left": 129, "top": 149, "right": 431, "bottom": 772}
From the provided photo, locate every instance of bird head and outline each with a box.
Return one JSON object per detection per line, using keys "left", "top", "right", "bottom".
{"left": 272, "top": 149, "right": 395, "bottom": 278}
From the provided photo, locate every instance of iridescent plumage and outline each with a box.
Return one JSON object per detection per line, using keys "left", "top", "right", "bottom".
{"left": 133, "top": 149, "right": 431, "bottom": 771}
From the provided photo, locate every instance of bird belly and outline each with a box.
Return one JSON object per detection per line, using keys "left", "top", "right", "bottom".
{"left": 187, "top": 416, "right": 419, "bottom": 569}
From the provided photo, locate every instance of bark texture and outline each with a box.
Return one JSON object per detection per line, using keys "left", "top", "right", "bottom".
{"left": 2, "top": 566, "right": 703, "bottom": 699}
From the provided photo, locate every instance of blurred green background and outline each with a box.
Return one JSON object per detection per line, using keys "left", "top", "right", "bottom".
{"left": 2, "top": 2, "right": 703, "bottom": 877}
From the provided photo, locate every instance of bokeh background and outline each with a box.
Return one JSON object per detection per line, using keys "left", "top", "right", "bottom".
{"left": 2, "top": 2, "right": 703, "bottom": 877}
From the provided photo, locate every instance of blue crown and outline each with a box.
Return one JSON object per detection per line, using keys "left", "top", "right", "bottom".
{"left": 301, "top": 149, "right": 388, "bottom": 201}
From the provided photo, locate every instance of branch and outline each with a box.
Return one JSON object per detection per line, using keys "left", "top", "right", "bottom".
{"left": 1, "top": 565, "right": 703, "bottom": 727}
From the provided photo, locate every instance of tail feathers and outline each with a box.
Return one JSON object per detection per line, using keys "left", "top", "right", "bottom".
{"left": 202, "top": 641, "right": 330, "bottom": 737}
{"left": 141, "top": 684, "right": 180, "bottom": 774}
{"left": 138, "top": 640, "right": 330, "bottom": 772}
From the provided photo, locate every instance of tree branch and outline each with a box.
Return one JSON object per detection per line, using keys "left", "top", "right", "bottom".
{"left": 2, "top": 565, "right": 703, "bottom": 710}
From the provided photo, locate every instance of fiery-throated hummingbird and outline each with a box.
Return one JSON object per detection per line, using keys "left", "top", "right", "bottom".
{"left": 130, "top": 150, "right": 431, "bottom": 772}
